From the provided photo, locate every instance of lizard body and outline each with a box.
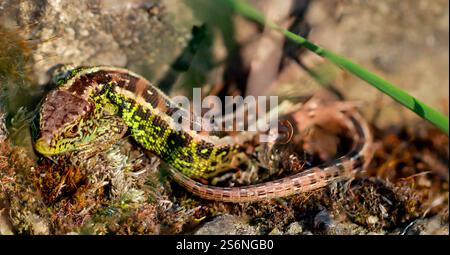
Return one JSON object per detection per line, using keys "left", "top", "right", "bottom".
{"left": 34, "top": 66, "right": 373, "bottom": 202}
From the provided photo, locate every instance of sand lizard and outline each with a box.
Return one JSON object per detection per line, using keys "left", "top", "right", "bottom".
{"left": 34, "top": 66, "right": 373, "bottom": 202}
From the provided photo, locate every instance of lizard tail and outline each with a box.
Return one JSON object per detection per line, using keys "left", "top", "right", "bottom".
{"left": 167, "top": 109, "right": 373, "bottom": 202}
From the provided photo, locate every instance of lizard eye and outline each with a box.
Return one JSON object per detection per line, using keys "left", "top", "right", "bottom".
{"left": 66, "top": 125, "right": 79, "bottom": 137}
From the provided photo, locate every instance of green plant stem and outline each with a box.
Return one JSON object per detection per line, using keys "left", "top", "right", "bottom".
{"left": 224, "top": 0, "right": 449, "bottom": 135}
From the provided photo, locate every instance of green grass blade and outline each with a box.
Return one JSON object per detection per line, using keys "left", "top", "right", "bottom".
{"left": 224, "top": 0, "right": 449, "bottom": 135}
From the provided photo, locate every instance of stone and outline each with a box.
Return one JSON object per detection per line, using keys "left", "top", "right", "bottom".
{"left": 195, "top": 215, "right": 259, "bottom": 235}
{"left": 285, "top": 221, "right": 303, "bottom": 235}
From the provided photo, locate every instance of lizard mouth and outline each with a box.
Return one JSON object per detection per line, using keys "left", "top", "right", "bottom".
{"left": 34, "top": 137, "right": 58, "bottom": 156}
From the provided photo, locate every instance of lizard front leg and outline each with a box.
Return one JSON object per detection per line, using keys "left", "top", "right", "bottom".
{"left": 72, "top": 116, "right": 128, "bottom": 160}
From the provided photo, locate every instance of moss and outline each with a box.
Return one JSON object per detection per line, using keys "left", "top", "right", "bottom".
{"left": 0, "top": 139, "right": 49, "bottom": 234}
{"left": 333, "top": 178, "right": 408, "bottom": 231}
{"left": 0, "top": 26, "right": 32, "bottom": 84}
{"left": 0, "top": 26, "right": 41, "bottom": 118}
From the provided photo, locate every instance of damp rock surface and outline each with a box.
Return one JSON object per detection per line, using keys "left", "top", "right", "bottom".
{"left": 0, "top": 0, "right": 193, "bottom": 85}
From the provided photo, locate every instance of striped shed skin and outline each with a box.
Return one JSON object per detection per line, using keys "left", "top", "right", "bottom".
{"left": 35, "top": 66, "right": 373, "bottom": 202}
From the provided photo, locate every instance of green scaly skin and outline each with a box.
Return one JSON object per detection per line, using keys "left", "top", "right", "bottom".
{"left": 34, "top": 65, "right": 373, "bottom": 202}
{"left": 34, "top": 66, "right": 239, "bottom": 179}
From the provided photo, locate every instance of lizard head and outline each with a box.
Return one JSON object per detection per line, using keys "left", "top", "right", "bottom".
{"left": 35, "top": 66, "right": 128, "bottom": 157}
{"left": 34, "top": 88, "right": 96, "bottom": 156}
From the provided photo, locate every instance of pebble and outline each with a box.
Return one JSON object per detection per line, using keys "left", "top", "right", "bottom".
{"left": 194, "top": 215, "right": 259, "bottom": 235}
